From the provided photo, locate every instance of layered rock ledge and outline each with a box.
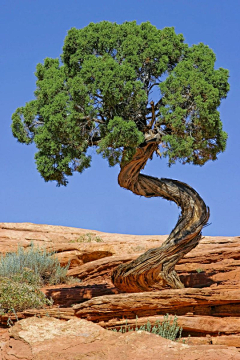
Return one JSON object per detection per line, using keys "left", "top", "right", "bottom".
{"left": 0, "top": 222, "right": 239, "bottom": 358}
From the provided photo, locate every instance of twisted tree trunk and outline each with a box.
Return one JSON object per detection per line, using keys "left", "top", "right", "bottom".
{"left": 112, "top": 142, "right": 210, "bottom": 293}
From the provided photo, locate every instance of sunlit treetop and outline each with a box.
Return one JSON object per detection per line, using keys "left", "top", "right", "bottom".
{"left": 12, "top": 21, "right": 229, "bottom": 185}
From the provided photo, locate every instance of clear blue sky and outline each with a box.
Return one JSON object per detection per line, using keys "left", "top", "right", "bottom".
{"left": 1, "top": 0, "right": 239, "bottom": 236}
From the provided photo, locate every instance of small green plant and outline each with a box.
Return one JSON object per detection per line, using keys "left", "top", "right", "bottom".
{"left": 0, "top": 277, "right": 52, "bottom": 314}
{"left": 109, "top": 314, "right": 182, "bottom": 341}
{"left": 196, "top": 268, "right": 204, "bottom": 273}
{"left": 181, "top": 334, "right": 191, "bottom": 344}
{"left": 71, "top": 233, "right": 103, "bottom": 243}
{"left": 131, "top": 245, "right": 145, "bottom": 252}
{"left": 0, "top": 244, "right": 76, "bottom": 322}
{"left": 0, "top": 243, "right": 70, "bottom": 286}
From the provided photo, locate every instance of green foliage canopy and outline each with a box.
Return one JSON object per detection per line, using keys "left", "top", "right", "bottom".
{"left": 12, "top": 21, "right": 229, "bottom": 185}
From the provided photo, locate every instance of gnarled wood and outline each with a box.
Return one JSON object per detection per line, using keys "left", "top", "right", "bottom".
{"left": 112, "top": 142, "right": 210, "bottom": 292}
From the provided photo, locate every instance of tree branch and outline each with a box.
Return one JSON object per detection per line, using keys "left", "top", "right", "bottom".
{"left": 148, "top": 82, "right": 160, "bottom": 93}
{"left": 147, "top": 101, "right": 156, "bottom": 129}
{"left": 88, "top": 136, "right": 101, "bottom": 146}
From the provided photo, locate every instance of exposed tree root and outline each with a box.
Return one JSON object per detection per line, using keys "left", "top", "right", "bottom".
{"left": 112, "top": 142, "right": 210, "bottom": 292}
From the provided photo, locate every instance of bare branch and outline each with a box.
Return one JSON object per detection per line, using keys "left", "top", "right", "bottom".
{"left": 94, "top": 93, "right": 103, "bottom": 100}
{"left": 92, "top": 118, "right": 105, "bottom": 124}
{"left": 147, "top": 101, "right": 156, "bottom": 129}
{"left": 148, "top": 82, "right": 160, "bottom": 93}
{"left": 154, "top": 98, "right": 163, "bottom": 109}
{"left": 88, "top": 136, "right": 101, "bottom": 146}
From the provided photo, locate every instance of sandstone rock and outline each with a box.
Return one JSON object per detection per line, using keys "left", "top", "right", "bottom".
{"left": 74, "top": 287, "right": 240, "bottom": 322}
{"left": 54, "top": 248, "right": 113, "bottom": 268}
{"left": 63, "top": 234, "right": 240, "bottom": 291}
{"left": 67, "top": 253, "right": 240, "bottom": 290}
{"left": 67, "top": 254, "right": 136, "bottom": 283}
{"left": 2, "top": 223, "right": 238, "bottom": 270}
{"left": 0, "top": 222, "right": 240, "bottom": 353}
{"left": 181, "top": 335, "right": 240, "bottom": 347}
{"left": 100, "top": 315, "right": 240, "bottom": 337}
{"left": 41, "top": 283, "right": 120, "bottom": 307}
{"left": 0, "top": 307, "right": 75, "bottom": 326}
{"left": 2, "top": 316, "right": 240, "bottom": 360}
{"left": 1, "top": 223, "right": 239, "bottom": 289}
{"left": 211, "top": 335, "right": 240, "bottom": 348}
{"left": 0, "top": 222, "right": 167, "bottom": 255}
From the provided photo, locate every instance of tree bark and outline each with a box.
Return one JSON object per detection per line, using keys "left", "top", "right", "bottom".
{"left": 111, "top": 142, "right": 210, "bottom": 292}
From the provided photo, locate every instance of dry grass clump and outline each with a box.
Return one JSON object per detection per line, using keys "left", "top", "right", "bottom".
{"left": 0, "top": 278, "right": 52, "bottom": 314}
{"left": 70, "top": 233, "right": 103, "bottom": 243}
{"left": 110, "top": 315, "right": 182, "bottom": 341}
{"left": 0, "top": 243, "right": 69, "bottom": 286}
{"left": 0, "top": 243, "right": 69, "bottom": 315}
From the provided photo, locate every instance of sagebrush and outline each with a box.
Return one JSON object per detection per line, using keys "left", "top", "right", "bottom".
{"left": 0, "top": 278, "right": 52, "bottom": 314}
{"left": 70, "top": 233, "right": 103, "bottom": 243}
{"left": 0, "top": 243, "right": 69, "bottom": 286}
{"left": 0, "top": 243, "right": 70, "bottom": 315}
{"left": 110, "top": 314, "right": 182, "bottom": 341}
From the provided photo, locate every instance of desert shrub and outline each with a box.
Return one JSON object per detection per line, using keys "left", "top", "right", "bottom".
{"left": 110, "top": 314, "right": 182, "bottom": 341}
{"left": 71, "top": 233, "right": 103, "bottom": 243}
{"left": 0, "top": 243, "right": 69, "bottom": 286}
{"left": 0, "top": 277, "right": 52, "bottom": 314}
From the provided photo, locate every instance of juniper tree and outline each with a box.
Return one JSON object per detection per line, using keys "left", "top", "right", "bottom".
{"left": 12, "top": 21, "right": 229, "bottom": 292}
